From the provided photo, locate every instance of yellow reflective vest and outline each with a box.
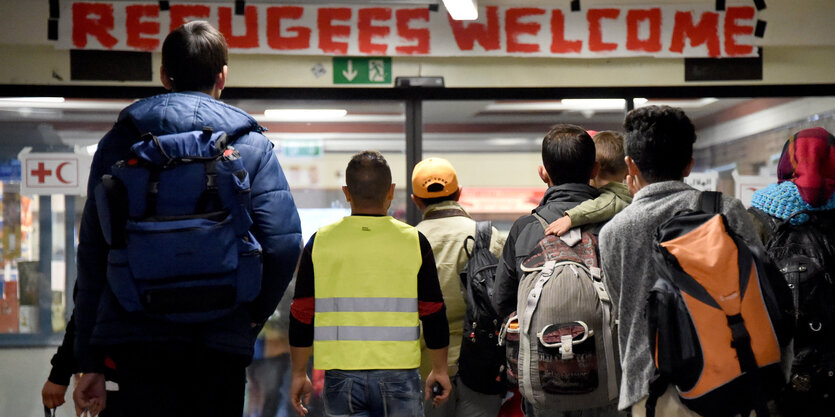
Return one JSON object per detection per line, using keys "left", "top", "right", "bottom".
{"left": 312, "top": 215, "right": 422, "bottom": 370}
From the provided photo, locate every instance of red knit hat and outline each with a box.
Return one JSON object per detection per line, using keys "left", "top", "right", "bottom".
{"left": 777, "top": 127, "right": 835, "bottom": 206}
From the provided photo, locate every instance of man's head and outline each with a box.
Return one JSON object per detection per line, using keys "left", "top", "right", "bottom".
{"left": 343, "top": 150, "right": 394, "bottom": 213}
{"left": 592, "top": 131, "right": 627, "bottom": 182}
{"left": 410, "top": 157, "right": 461, "bottom": 208}
{"left": 540, "top": 124, "right": 597, "bottom": 186}
{"left": 623, "top": 105, "right": 696, "bottom": 184}
{"left": 161, "top": 21, "right": 228, "bottom": 95}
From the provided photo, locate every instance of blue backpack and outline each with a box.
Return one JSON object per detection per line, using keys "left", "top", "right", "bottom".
{"left": 95, "top": 128, "right": 262, "bottom": 323}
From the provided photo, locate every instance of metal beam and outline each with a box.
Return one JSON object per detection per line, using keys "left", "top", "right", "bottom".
{"left": 64, "top": 195, "right": 76, "bottom": 324}
{"left": 405, "top": 99, "right": 422, "bottom": 226}
{"left": 38, "top": 195, "right": 52, "bottom": 335}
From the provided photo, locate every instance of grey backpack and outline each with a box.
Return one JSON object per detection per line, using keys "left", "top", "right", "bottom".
{"left": 513, "top": 213, "right": 619, "bottom": 414}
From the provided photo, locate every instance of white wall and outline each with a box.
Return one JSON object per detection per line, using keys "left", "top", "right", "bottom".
{"left": 0, "top": 347, "right": 76, "bottom": 417}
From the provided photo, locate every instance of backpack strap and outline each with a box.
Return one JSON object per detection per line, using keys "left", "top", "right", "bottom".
{"left": 143, "top": 165, "right": 162, "bottom": 218}
{"left": 592, "top": 273, "right": 619, "bottom": 401}
{"left": 194, "top": 159, "right": 221, "bottom": 214}
{"left": 474, "top": 220, "right": 492, "bottom": 251}
{"left": 699, "top": 191, "right": 722, "bottom": 214}
{"left": 645, "top": 373, "right": 668, "bottom": 417}
{"left": 727, "top": 308, "right": 770, "bottom": 417}
{"left": 99, "top": 174, "right": 129, "bottom": 249}
{"left": 748, "top": 206, "right": 780, "bottom": 240}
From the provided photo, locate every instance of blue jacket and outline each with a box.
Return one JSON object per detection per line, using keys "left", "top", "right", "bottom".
{"left": 74, "top": 92, "right": 302, "bottom": 372}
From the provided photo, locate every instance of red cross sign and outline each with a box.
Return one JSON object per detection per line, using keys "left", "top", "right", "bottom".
{"left": 18, "top": 150, "right": 92, "bottom": 196}
{"left": 26, "top": 158, "right": 78, "bottom": 187}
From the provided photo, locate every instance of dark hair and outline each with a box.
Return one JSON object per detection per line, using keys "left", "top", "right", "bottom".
{"left": 593, "top": 131, "right": 627, "bottom": 179}
{"left": 541, "top": 124, "right": 596, "bottom": 185}
{"left": 162, "top": 21, "right": 228, "bottom": 92}
{"left": 415, "top": 189, "right": 461, "bottom": 207}
{"left": 346, "top": 150, "right": 392, "bottom": 206}
{"left": 623, "top": 106, "right": 696, "bottom": 183}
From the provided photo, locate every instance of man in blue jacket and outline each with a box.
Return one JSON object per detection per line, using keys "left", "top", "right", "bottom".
{"left": 72, "top": 21, "right": 302, "bottom": 417}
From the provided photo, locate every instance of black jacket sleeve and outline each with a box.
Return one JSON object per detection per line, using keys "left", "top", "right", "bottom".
{"left": 48, "top": 313, "right": 78, "bottom": 385}
{"left": 417, "top": 232, "right": 449, "bottom": 350}
{"left": 75, "top": 124, "right": 133, "bottom": 373}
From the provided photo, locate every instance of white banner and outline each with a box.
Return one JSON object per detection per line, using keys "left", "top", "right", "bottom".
{"left": 59, "top": 2, "right": 760, "bottom": 58}
{"left": 732, "top": 170, "right": 773, "bottom": 208}
{"left": 17, "top": 149, "right": 92, "bottom": 196}
{"left": 684, "top": 171, "right": 719, "bottom": 191}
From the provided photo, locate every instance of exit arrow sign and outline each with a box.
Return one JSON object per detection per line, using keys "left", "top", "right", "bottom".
{"left": 333, "top": 57, "right": 391, "bottom": 84}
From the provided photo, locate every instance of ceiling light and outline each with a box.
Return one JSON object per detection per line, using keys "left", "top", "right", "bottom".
{"left": 635, "top": 98, "right": 719, "bottom": 108}
{"left": 488, "top": 137, "right": 531, "bottom": 146}
{"left": 263, "top": 109, "right": 347, "bottom": 121}
{"left": 560, "top": 99, "right": 627, "bottom": 110}
{"left": 443, "top": 0, "right": 478, "bottom": 20}
{"left": 0, "top": 97, "right": 65, "bottom": 103}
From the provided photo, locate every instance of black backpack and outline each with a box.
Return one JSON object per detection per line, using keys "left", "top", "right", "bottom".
{"left": 749, "top": 207, "right": 835, "bottom": 415}
{"left": 457, "top": 220, "right": 507, "bottom": 395}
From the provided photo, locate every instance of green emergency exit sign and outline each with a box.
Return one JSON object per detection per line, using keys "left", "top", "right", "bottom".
{"left": 333, "top": 57, "right": 391, "bottom": 84}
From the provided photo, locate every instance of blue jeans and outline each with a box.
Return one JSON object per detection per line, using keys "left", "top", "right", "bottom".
{"left": 323, "top": 369, "right": 424, "bottom": 417}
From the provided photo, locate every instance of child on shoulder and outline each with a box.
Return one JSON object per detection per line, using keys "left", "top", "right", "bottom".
{"left": 546, "top": 130, "right": 632, "bottom": 236}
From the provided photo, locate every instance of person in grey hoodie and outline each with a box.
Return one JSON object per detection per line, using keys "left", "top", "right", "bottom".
{"left": 598, "top": 105, "right": 764, "bottom": 416}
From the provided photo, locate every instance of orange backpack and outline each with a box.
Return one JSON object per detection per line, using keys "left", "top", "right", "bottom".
{"left": 646, "top": 192, "right": 794, "bottom": 417}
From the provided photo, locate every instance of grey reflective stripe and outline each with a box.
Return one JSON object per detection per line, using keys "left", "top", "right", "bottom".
{"left": 315, "top": 297, "right": 418, "bottom": 313}
{"left": 314, "top": 325, "right": 420, "bottom": 342}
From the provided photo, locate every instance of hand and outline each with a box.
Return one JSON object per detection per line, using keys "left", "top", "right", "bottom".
{"left": 73, "top": 373, "right": 106, "bottom": 417}
{"left": 290, "top": 373, "right": 312, "bottom": 416}
{"left": 42, "top": 380, "right": 68, "bottom": 409}
{"left": 545, "top": 216, "right": 572, "bottom": 237}
{"left": 424, "top": 371, "right": 451, "bottom": 407}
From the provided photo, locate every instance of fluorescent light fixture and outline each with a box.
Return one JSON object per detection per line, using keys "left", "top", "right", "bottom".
{"left": 561, "top": 99, "right": 627, "bottom": 110}
{"left": 488, "top": 137, "right": 531, "bottom": 146}
{"left": 0, "top": 97, "right": 65, "bottom": 103}
{"left": 263, "top": 109, "right": 347, "bottom": 121}
{"left": 635, "top": 98, "right": 719, "bottom": 108}
{"left": 443, "top": 0, "right": 478, "bottom": 20}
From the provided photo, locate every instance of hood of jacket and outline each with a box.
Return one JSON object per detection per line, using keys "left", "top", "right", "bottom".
{"left": 118, "top": 92, "right": 263, "bottom": 137}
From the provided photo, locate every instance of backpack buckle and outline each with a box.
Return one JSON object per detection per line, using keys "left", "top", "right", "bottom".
{"left": 537, "top": 321, "right": 594, "bottom": 359}
{"left": 540, "top": 260, "right": 557, "bottom": 278}
{"left": 559, "top": 335, "right": 575, "bottom": 359}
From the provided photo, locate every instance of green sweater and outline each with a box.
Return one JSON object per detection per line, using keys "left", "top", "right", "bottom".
{"left": 565, "top": 182, "right": 632, "bottom": 227}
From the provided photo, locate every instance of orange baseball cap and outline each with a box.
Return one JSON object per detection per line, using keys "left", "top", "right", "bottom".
{"left": 411, "top": 157, "right": 459, "bottom": 199}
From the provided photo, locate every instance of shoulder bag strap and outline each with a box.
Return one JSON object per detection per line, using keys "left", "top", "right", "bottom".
{"left": 474, "top": 220, "right": 492, "bottom": 251}
{"left": 698, "top": 191, "right": 722, "bottom": 214}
